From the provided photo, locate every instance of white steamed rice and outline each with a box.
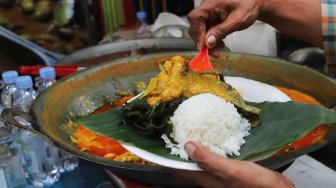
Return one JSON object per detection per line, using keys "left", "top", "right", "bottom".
{"left": 162, "top": 93, "right": 251, "bottom": 160}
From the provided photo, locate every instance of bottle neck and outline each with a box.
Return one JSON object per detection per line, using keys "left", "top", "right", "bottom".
{"left": 41, "top": 78, "right": 56, "bottom": 83}
{"left": 16, "top": 87, "right": 38, "bottom": 100}
{"left": 17, "top": 87, "right": 33, "bottom": 92}
{"left": 137, "top": 18, "right": 147, "bottom": 23}
{"left": 5, "top": 83, "right": 15, "bottom": 88}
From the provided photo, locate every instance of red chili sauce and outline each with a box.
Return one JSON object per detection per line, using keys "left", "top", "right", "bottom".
{"left": 275, "top": 87, "right": 329, "bottom": 155}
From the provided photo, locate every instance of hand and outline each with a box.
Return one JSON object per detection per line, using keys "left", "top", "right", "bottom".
{"left": 188, "top": 0, "right": 265, "bottom": 57}
{"left": 188, "top": 0, "right": 322, "bottom": 57}
{"left": 176, "top": 141, "right": 295, "bottom": 188}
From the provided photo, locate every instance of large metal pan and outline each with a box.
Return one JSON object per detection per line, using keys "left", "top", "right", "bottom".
{"left": 2, "top": 52, "right": 336, "bottom": 187}
{"left": 56, "top": 38, "right": 197, "bottom": 66}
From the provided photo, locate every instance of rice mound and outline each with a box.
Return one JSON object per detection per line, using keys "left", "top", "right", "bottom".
{"left": 162, "top": 93, "right": 251, "bottom": 160}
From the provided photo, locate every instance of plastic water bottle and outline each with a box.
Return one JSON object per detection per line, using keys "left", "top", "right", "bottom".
{"left": 10, "top": 75, "right": 61, "bottom": 186}
{"left": 0, "top": 129, "right": 27, "bottom": 188}
{"left": 1, "top": 86, "right": 27, "bottom": 188}
{"left": 136, "top": 11, "right": 151, "bottom": 39}
{"left": 37, "top": 67, "right": 56, "bottom": 92}
{"left": 12, "top": 76, "right": 38, "bottom": 113}
{"left": 1, "top": 71, "right": 18, "bottom": 108}
{"left": 19, "top": 131, "right": 60, "bottom": 187}
{"left": 55, "top": 149, "right": 79, "bottom": 173}
{"left": 36, "top": 67, "right": 79, "bottom": 173}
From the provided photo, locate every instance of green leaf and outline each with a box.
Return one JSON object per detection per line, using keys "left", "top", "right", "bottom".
{"left": 78, "top": 101, "right": 336, "bottom": 162}
{"left": 235, "top": 101, "right": 336, "bottom": 160}
{"left": 77, "top": 108, "right": 186, "bottom": 161}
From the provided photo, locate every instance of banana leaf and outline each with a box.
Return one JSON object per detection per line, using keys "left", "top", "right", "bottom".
{"left": 77, "top": 100, "right": 336, "bottom": 162}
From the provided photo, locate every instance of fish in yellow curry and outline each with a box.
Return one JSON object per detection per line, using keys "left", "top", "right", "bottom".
{"left": 144, "top": 56, "right": 260, "bottom": 115}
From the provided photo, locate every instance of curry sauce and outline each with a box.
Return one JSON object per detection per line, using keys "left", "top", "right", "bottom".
{"left": 275, "top": 87, "right": 329, "bottom": 155}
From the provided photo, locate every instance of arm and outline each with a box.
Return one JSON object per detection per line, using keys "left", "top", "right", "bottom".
{"left": 260, "top": 0, "right": 322, "bottom": 48}
{"left": 188, "top": 0, "right": 322, "bottom": 57}
{"left": 176, "top": 141, "right": 295, "bottom": 188}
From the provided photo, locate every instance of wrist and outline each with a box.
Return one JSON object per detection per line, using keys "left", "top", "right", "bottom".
{"left": 258, "top": 0, "right": 277, "bottom": 22}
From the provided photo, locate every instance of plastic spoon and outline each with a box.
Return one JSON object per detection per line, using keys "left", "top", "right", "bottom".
{"left": 189, "top": 47, "right": 214, "bottom": 72}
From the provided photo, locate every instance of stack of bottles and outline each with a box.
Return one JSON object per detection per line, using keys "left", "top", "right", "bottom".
{"left": 0, "top": 67, "right": 78, "bottom": 188}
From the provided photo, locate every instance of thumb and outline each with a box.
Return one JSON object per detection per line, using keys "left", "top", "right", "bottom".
{"left": 185, "top": 141, "right": 239, "bottom": 175}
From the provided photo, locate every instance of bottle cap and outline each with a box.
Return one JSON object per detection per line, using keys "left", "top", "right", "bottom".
{"left": 1, "top": 70, "right": 18, "bottom": 84}
{"left": 136, "top": 11, "right": 146, "bottom": 20}
{"left": 39, "top": 67, "right": 56, "bottom": 80}
{"left": 15, "top": 76, "right": 33, "bottom": 90}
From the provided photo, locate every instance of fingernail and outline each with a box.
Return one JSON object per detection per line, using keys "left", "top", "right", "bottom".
{"left": 207, "top": 35, "right": 216, "bottom": 46}
{"left": 185, "top": 143, "right": 196, "bottom": 157}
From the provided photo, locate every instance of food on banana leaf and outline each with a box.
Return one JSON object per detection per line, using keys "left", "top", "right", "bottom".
{"left": 144, "top": 56, "right": 260, "bottom": 115}
{"left": 76, "top": 56, "right": 336, "bottom": 163}
{"left": 72, "top": 87, "right": 331, "bottom": 163}
{"left": 163, "top": 93, "right": 251, "bottom": 160}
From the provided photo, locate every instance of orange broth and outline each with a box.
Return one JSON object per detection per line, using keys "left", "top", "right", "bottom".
{"left": 275, "top": 87, "right": 329, "bottom": 154}
{"left": 72, "top": 88, "right": 329, "bottom": 159}
{"left": 72, "top": 96, "right": 134, "bottom": 160}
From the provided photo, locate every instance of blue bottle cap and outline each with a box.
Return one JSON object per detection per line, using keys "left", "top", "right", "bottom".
{"left": 136, "top": 11, "right": 146, "bottom": 20}
{"left": 39, "top": 67, "right": 56, "bottom": 80}
{"left": 15, "top": 76, "right": 33, "bottom": 90}
{"left": 1, "top": 70, "right": 18, "bottom": 84}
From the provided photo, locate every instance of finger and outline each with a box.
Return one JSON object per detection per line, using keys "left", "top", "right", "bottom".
{"left": 188, "top": 8, "right": 209, "bottom": 51}
{"left": 205, "top": 12, "right": 245, "bottom": 48}
{"left": 209, "top": 41, "right": 225, "bottom": 58}
{"left": 210, "top": 49, "right": 220, "bottom": 58}
{"left": 185, "top": 141, "right": 241, "bottom": 178}
{"left": 174, "top": 170, "right": 226, "bottom": 188}
{"left": 207, "top": 7, "right": 229, "bottom": 29}
{"left": 184, "top": 142, "right": 296, "bottom": 187}
{"left": 188, "top": 2, "right": 228, "bottom": 51}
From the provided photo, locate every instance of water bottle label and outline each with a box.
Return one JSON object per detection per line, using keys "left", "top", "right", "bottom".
{"left": 22, "top": 151, "right": 33, "bottom": 169}
{"left": 0, "top": 168, "right": 8, "bottom": 188}
{"left": 22, "top": 151, "right": 39, "bottom": 174}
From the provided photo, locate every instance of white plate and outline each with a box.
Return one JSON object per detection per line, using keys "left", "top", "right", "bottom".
{"left": 121, "top": 77, "right": 291, "bottom": 171}
{"left": 224, "top": 77, "right": 290, "bottom": 103}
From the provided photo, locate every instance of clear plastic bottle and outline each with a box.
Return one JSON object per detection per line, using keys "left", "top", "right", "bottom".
{"left": 1, "top": 71, "right": 18, "bottom": 108}
{"left": 12, "top": 76, "right": 38, "bottom": 113}
{"left": 0, "top": 130, "right": 27, "bottom": 188}
{"left": 36, "top": 67, "right": 79, "bottom": 173}
{"left": 19, "top": 131, "right": 60, "bottom": 187}
{"left": 136, "top": 11, "right": 151, "bottom": 39}
{"left": 37, "top": 67, "right": 56, "bottom": 92}
{"left": 55, "top": 149, "right": 79, "bottom": 173}
{"left": 11, "top": 76, "right": 61, "bottom": 186}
